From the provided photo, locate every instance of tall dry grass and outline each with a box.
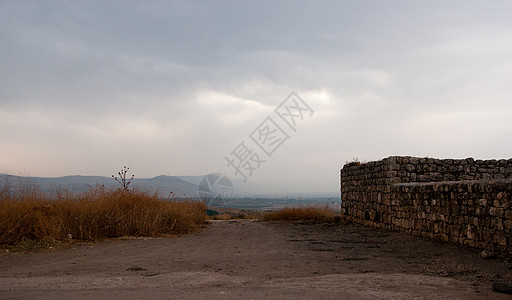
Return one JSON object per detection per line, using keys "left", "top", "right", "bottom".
{"left": 264, "top": 205, "right": 338, "bottom": 223}
{"left": 0, "top": 176, "right": 207, "bottom": 246}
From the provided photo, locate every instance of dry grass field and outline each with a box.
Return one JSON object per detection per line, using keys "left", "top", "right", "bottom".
{"left": 0, "top": 176, "right": 338, "bottom": 251}
{"left": 0, "top": 177, "right": 207, "bottom": 250}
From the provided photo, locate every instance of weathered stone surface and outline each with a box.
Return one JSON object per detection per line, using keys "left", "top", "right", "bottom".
{"left": 341, "top": 156, "right": 512, "bottom": 258}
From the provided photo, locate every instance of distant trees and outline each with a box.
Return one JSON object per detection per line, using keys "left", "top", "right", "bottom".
{"left": 112, "top": 166, "right": 134, "bottom": 191}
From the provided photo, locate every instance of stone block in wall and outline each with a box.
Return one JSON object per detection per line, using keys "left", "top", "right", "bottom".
{"left": 463, "top": 239, "right": 475, "bottom": 247}
{"left": 496, "top": 219, "right": 504, "bottom": 231}
{"left": 405, "top": 164, "right": 415, "bottom": 172}
{"left": 505, "top": 220, "right": 512, "bottom": 230}
{"left": 496, "top": 233, "right": 508, "bottom": 246}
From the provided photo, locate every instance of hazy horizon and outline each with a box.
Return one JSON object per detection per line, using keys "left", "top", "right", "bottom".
{"left": 1, "top": 1, "right": 511, "bottom": 194}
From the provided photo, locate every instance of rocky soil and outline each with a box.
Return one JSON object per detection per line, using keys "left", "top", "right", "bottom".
{"left": 1, "top": 220, "right": 511, "bottom": 299}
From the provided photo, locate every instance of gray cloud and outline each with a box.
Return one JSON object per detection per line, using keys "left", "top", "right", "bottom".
{"left": 1, "top": 0, "right": 511, "bottom": 193}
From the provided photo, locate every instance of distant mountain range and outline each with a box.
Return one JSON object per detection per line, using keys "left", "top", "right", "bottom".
{"left": 0, "top": 174, "right": 199, "bottom": 198}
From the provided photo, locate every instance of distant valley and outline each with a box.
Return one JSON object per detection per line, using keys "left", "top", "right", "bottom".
{"left": 0, "top": 173, "right": 340, "bottom": 210}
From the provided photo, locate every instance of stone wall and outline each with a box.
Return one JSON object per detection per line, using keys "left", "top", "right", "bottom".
{"left": 340, "top": 156, "right": 512, "bottom": 257}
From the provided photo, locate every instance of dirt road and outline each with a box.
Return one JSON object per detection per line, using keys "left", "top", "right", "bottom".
{"left": 1, "top": 220, "right": 511, "bottom": 299}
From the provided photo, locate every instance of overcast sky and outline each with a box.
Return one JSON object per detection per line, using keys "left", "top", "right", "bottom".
{"left": 1, "top": 0, "right": 511, "bottom": 194}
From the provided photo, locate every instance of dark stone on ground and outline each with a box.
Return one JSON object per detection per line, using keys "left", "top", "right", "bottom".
{"left": 492, "top": 282, "right": 512, "bottom": 294}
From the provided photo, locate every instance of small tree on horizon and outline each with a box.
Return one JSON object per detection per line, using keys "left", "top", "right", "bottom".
{"left": 112, "top": 166, "right": 134, "bottom": 191}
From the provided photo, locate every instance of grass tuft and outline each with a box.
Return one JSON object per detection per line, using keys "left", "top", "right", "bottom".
{"left": 264, "top": 205, "right": 338, "bottom": 223}
{"left": 207, "top": 208, "right": 265, "bottom": 220}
